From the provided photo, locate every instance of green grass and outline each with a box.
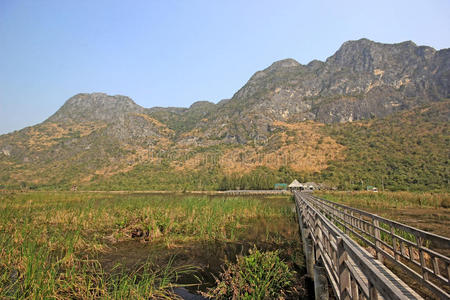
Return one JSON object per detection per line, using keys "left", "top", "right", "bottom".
{"left": 0, "top": 191, "right": 301, "bottom": 299}
{"left": 205, "top": 247, "right": 297, "bottom": 299}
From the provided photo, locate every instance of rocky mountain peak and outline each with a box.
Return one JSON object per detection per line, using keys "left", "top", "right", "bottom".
{"left": 267, "top": 58, "right": 301, "bottom": 70}
{"left": 247, "top": 59, "right": 302, "bottom": 82}
{"left": 326, "top": 38, "right": 382, "bottom": 71}
{"left": 208, "top": 38, "right": 449, "bottom": 139}
{"left": 306, "top": 59, "right": 325, "bottom": 70}
{"left": 46, "top": 93, "right": 145, "bottom": 123}
{"left": 189, "top": 101, "right": 216, "bottom": 110}
{"left": 326, "top": 38, "right": 437, "bottom": 73}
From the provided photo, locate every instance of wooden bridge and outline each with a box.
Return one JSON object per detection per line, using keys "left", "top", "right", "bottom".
{"left": 294, "top": 191, "right": 450, "bottom": 300}
{"left": 223, "top": 189, "right": 291, "bottom": 196}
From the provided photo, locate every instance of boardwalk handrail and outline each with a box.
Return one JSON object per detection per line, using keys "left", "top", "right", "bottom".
{"left": 298, "top": 192, "right": 450, "bottom": 299}
{"left": 295, "top": 191, "right": 422, "bottom": 299}
{"left": 305, "top": 193, "right": 450, "bottom": 249}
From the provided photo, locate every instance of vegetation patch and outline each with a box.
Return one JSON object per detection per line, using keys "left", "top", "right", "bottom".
{"left": 204, "top": 247, "right": 304, "bottom": 299}
{"left": 321, "top": 101, "right": 449, "bottom": 191}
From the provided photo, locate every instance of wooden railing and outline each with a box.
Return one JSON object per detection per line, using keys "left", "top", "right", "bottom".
{"left": 295, "top": 191, "right": 450, "bottom": 299}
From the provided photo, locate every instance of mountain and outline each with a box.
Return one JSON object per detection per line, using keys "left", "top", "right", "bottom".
{"left": 179, "top": 39, "right": 449, "bottom": 144}
{"left": 0, "top": 39, "right": 449, "bottom": 191}
{"left": 46, "top": 93, "right": 145, "bottom": 123}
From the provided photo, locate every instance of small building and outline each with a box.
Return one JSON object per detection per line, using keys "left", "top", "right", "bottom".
{"left": 367, "top": 186, "right": 378, "bottom": 192}
{"left": 289, "top": 180, "right": 303, "bottom": 191}
{"left": 304, "top": 182, "right": 319, "bottom": 191}
{"left": 274, "top": 183, "right": 288, "bottom": 190}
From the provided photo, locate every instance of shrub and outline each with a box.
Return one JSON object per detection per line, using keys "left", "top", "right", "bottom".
{"left": 205, "top": 247, "right": 295, "bottom": 299}
{"left": 441, "top": 197, "right": 450, "bottom": 208}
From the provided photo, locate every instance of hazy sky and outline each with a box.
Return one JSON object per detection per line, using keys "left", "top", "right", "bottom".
{"left": 1, "top": 0, "right": 449, "bottom": 134}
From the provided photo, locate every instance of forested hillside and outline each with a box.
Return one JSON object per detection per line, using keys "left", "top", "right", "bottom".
{"left": 321, "top": 100, "right": 449, "bottom": 191}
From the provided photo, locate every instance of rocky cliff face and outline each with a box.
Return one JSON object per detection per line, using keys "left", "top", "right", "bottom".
{"left": 46, "top": 93, "right": 145, "bottom": 123}
{"left": 196, "top": 39, "right": 449, "bottom": 143}
{"left": 45, "top": 93, "right": 175, "bottom": 142}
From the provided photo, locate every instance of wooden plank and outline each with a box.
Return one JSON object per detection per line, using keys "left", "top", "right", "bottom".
{"left": 342, "top": 235, "right": 422, "bottom": 300}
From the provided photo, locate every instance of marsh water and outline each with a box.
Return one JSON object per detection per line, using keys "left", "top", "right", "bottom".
{"left": 97, "top": 194, "right": 307, "bottom": 296}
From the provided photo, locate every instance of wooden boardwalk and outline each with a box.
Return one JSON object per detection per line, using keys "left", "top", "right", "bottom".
{"left": 294, "top": 191, "right": 450, "bottom": 300}
{"left": 223, "top": 189, "right": 291, "bottom": 196}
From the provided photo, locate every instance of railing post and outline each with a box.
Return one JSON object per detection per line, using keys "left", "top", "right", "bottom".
{"left": 315, "top": 215, "right": 323, "bottom": 261}
{"left": 417, "top": 236, "right": 429, "bottom": 281}
{"left": 350, "top": 276, "right": 359, "bottom": 300}
{"left": 305, "top": 236, "right": 315, "bottom": 278}
{"left": 314, "top": 258, "right": 329, "bottom": 300}
{"left": 369, "top": 282, "right": 378, "bottom": 300}
{"left": 299, "top": 214, "right": 308, "bottom": 255}
{"left": 373, "top": 218, "right": 384, "bottom": 263}
{"left": 337, "top": 237, "right": 351, "bottom": 300}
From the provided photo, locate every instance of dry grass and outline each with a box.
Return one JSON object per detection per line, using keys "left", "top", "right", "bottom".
{"left": 0, "top": 191, "right": 301, "bottom": 299}
{"left": 24, "top": 122, "right": 106, "bottom": 151}
{"left": 218, "top": 121, "right": 344, "bottom": 174}
{"left": 133, "top": 113, "right": 175, "bottom": 136}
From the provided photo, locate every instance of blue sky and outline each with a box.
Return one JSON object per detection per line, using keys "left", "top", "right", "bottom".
{"left": 0, "top": 0, "right": 449, "bottom": 134}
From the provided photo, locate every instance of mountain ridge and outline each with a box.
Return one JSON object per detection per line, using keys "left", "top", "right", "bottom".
{"left": 0, "top": 38, "right": 448, "bottom": 191}
{"left": 40, "top": 38, "right": 449, "bottom": 136}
